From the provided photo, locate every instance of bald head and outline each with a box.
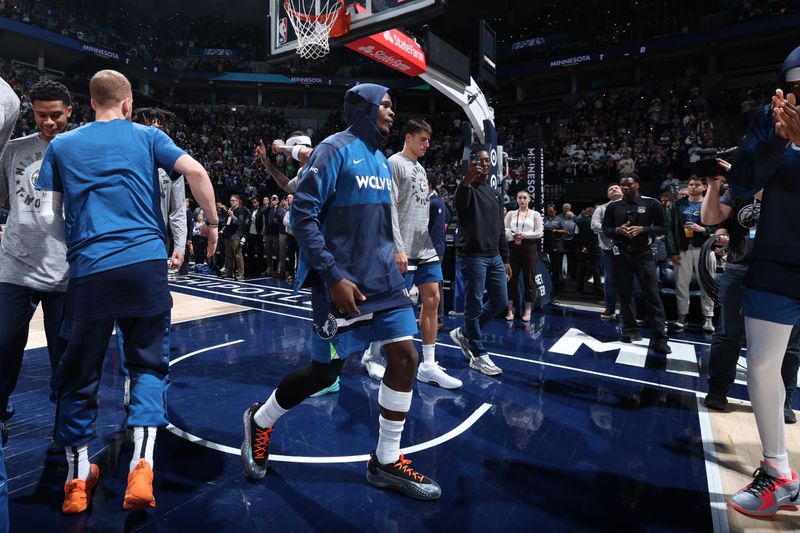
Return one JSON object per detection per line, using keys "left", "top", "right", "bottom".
{"left": 90, "top": 70, "right": 132, "bottom": 108}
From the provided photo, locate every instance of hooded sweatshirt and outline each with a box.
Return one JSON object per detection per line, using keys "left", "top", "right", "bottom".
{"left": 292, "top": 84, "right": 410, "bottom": 321}
{"left": 726, "top": 45, "right": 800, "bottom": 297}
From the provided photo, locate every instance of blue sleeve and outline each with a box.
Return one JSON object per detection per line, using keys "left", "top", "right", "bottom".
{"left": 291, "top": 143, "right": 344, "bottom": 288}
{"left": 153, "top": 129, "right": 187, "bottom": 175}
{"left": 36, "top": 142, "right": 62, "bottom": 192}
{"left": 727, "top": 105, "right": 789, "bottom": 197}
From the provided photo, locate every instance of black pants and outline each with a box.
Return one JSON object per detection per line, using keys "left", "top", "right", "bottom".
{"left": 245, "top": 233, "right": 264, "bottom": 276}
{"left": 548, "top": 251, "right": 564, "bottom": 294}
{"left": 285, "top": 234, "right": 298, "bottom": 278}
{"left": 508, "top": 240, "right": 539, "bottom": 303}
{"left": 0, "top": 283, "right": 65, "bottom": 415}
{"left": 613, "top": 248, "right": 667, "bottom": 341}
{"left": 576, "top": 248, "right": 602, "bottom": 295}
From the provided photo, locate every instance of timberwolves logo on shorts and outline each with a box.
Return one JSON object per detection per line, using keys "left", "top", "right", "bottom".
{"left": 314, "top": 313, "right": 339, "bottom": 340}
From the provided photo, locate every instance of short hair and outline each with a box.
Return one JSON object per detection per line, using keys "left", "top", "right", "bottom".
{"left": 620, "top": 172, "right": 640, "bottom": 183}
{"left": 687, "top": 174, "right": 705, "bottom": 184}
{"left": 427, "top": 173, "right": 440, "bottom": 188}
{"left": 132, "top": 107, "right": 175, "bottom": 130}
{"left": 404, "top": 118, "right": 432, "bottom": 137}
{"left": 89, "top": 70, "right": 132, "bottom": 107}
{"left": 29, "top": 79, "right": 72, "bottom": 106}
{"left": 607, "top": 183, "right": 620, "bottom": 191}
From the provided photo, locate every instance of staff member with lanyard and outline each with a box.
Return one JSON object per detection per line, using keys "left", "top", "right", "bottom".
{"left": 602, "top": 173, "right": 671, "bottom": 354}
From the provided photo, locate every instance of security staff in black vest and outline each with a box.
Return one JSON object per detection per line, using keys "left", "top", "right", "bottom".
{"left": 602, "top": 173, "right": 671, "bottom": 354}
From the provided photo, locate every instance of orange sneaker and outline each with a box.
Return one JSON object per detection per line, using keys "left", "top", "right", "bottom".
{"left": 62, "top": 464, "right": 99, "bottom": 514}
{"left": 123, "top": 459, "right": 156, "bottom": 510}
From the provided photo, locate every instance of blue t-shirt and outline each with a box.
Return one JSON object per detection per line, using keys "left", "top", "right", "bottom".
{"left": 37, "top": 120, "right": 186, "bottom": 278}
{"left": 682, "top": 200, "right": 702, "bottom": 225}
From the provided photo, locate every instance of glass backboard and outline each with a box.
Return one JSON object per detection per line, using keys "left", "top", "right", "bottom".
{"left": 268, "top": 0, "right": 446, "bottom": 61}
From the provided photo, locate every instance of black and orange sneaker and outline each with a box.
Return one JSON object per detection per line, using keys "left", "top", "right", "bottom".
{"left": 241, "top": 402, "right": 271, "bottom": 480}
{"left": 366, "top": 452, "right": 441, "bottom": 500}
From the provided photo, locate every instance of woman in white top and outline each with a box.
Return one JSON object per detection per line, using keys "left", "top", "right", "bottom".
{"left": 504, "top": 191, "right": 544, "bottom": 321}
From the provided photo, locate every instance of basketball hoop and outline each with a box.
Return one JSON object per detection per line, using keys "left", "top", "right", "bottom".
{"left": 284, "top": 0, "right": 350, "bottom": 60}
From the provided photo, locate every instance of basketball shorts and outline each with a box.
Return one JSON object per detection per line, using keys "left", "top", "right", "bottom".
{"left": 404, "top": 260, "right": 443, "bottom": 289}
{"left": 310, "top": 306, "right": 417, "bottom": 364}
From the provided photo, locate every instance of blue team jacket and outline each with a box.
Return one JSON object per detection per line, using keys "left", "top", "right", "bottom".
{"left": 292, "top": 84, "right": 409, "bottom": 321}
{"left": 727, "top": 45, "right": 800, "bottom": 297}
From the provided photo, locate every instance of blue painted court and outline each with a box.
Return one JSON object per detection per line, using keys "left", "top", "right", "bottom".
{"left": 5, "top": 276, "right": 775, "bottom": 531}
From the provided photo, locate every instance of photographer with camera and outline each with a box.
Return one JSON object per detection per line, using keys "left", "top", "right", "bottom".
{"left": 724, "top": 44, "right": 800, "bottom": 518}
{"left": 665, "top": 174, "right": 716, "bottom": 333}
{"left": 700, "top": 162, "right": 800, "bottom": 422}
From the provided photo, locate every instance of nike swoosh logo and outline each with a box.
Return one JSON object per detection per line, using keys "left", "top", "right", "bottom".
{"left": 353, "top": 158, "right": 365, "bottom": 165}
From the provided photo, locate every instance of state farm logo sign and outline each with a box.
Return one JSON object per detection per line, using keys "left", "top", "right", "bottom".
{"left": 346, "top": 29, "right": 427, "bottom": 76}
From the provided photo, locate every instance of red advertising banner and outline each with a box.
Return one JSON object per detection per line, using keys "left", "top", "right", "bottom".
{"left": 345, "top": 29, "right": 427, "bottom": 76}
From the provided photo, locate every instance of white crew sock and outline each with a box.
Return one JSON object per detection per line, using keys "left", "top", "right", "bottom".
{"left": 376, "top": 415, "right": 405, "bottom": 465}
{"left": 422, "top": 344, "right": 436, "bottom": 365}
{"left": 130, "top": 426, "right": 157, "bottom": 472}
{"left": 65, "top": 445, "right": 90, "bottom": 481}
{"left": 744, "top": 316, "right": 793, "bottom": 478}
{"left": 254, "top": 390, "right": 288, "bottom": 429}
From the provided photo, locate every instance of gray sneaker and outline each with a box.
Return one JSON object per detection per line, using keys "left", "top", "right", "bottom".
{"left": 366, "top": 452, "right": 441, "bottom": 500}
{"left": 731, "top": 461, "right": 799, "bottom": 517}
{"left": 241, "top": 402, "right": 271, "bottom": 480}
{"left": 449, "top": 327, "right": 473, "bottom": 361}
{"left": 470, "top": 353, "right": 503, "bottom": 376}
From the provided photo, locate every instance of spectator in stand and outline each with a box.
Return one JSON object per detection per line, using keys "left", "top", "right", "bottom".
{"left": 504, "top": 190, "right": 543, "bottom": 322}
{"left": 543, "top": 204, "right": 565, "bottom": 295}
{"left": 575, "top": 206, "right": 602, "bottom": 296}
{"left": 665, "top": 175, "right": 715, "bottom": 333}
{"left": 592, "top": 184, "right": 624, "bottom": 319}
{"left": 262, "top": 195, "right": 281, "bottom": 276}
{"left": 222, "top": 194, "right": 245, "bottom": 280}
{"left": 246, "top": 196, "right": 264, "bottom": 275}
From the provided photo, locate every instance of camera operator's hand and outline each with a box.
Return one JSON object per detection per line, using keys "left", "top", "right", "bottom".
{"left": 716, "top": 158, "right": 732, "bottom": 172}
{"left": 671, "top": 254, "right": 682, "bottom": 266}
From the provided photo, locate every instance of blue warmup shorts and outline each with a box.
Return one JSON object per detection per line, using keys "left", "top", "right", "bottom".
{"left": 743, "top": 288, "right": 800, "bottom": 326}
{"left": 404, "top": 261, "right": 443, "bottom": 289}
{"left": 310, "top": 306, "right": 418, "bottom": 363}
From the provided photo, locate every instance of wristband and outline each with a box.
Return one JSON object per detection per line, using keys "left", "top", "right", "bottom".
{"left": 291, "top": 145, "right": 304, "bottom": 162}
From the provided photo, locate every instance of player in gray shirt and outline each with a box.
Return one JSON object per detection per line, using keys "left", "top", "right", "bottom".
{"left": 0, "top": 80, "right": 72, "bottom": 443}
{"left": 362, "top": 119, "right": 462, "bottom": 389}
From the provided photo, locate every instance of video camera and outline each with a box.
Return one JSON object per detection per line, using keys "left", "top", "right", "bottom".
{"left": 694, "top": 146, "right": 738, "bottom": 178}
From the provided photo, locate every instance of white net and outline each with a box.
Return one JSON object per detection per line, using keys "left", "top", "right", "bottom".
{"left": 285, "top": 0, "right": 344, "bottom": 60}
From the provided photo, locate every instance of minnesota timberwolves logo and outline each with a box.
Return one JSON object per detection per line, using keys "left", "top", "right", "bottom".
{"left": 314, "top": 313, "right": 339, "bottom": 340}
{"left": 30, "top": 168, "right": 40, "bottom": 189}
{"left": 737, "top": 201, "right": 760, "bottom": 230}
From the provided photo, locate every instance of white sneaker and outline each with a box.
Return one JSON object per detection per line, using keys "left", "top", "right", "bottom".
{"left": 417, "top": 361, "right": 462, "bottom": 389}
{"left": 702, "top": 317, "right": 715, "bottom": 333}
{"left": 469, "top": 354, "right": 503, "bottom": 376}
{"left": 362, "top": 349, "right": 386, "bottom": 381}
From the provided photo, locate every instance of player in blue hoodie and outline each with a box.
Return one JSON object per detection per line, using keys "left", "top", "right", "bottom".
{"left": 241, "top": 84, "right": 441, "bottom": 500}
{"left": 726, "top": 45, "right": 800, "bottom": 517}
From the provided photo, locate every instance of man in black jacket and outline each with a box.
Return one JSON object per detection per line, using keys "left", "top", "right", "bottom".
{"left": 449, "top": 148, "right": 511, "bottom": 376}
{"left": 223, "top": 194, "right": 246, "bottom": 280}
{"left": 245, "top": 196, "right": 264, "bottom": 275}
{"left": 602, "top": 173, "right": 671, "bottom": 354}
